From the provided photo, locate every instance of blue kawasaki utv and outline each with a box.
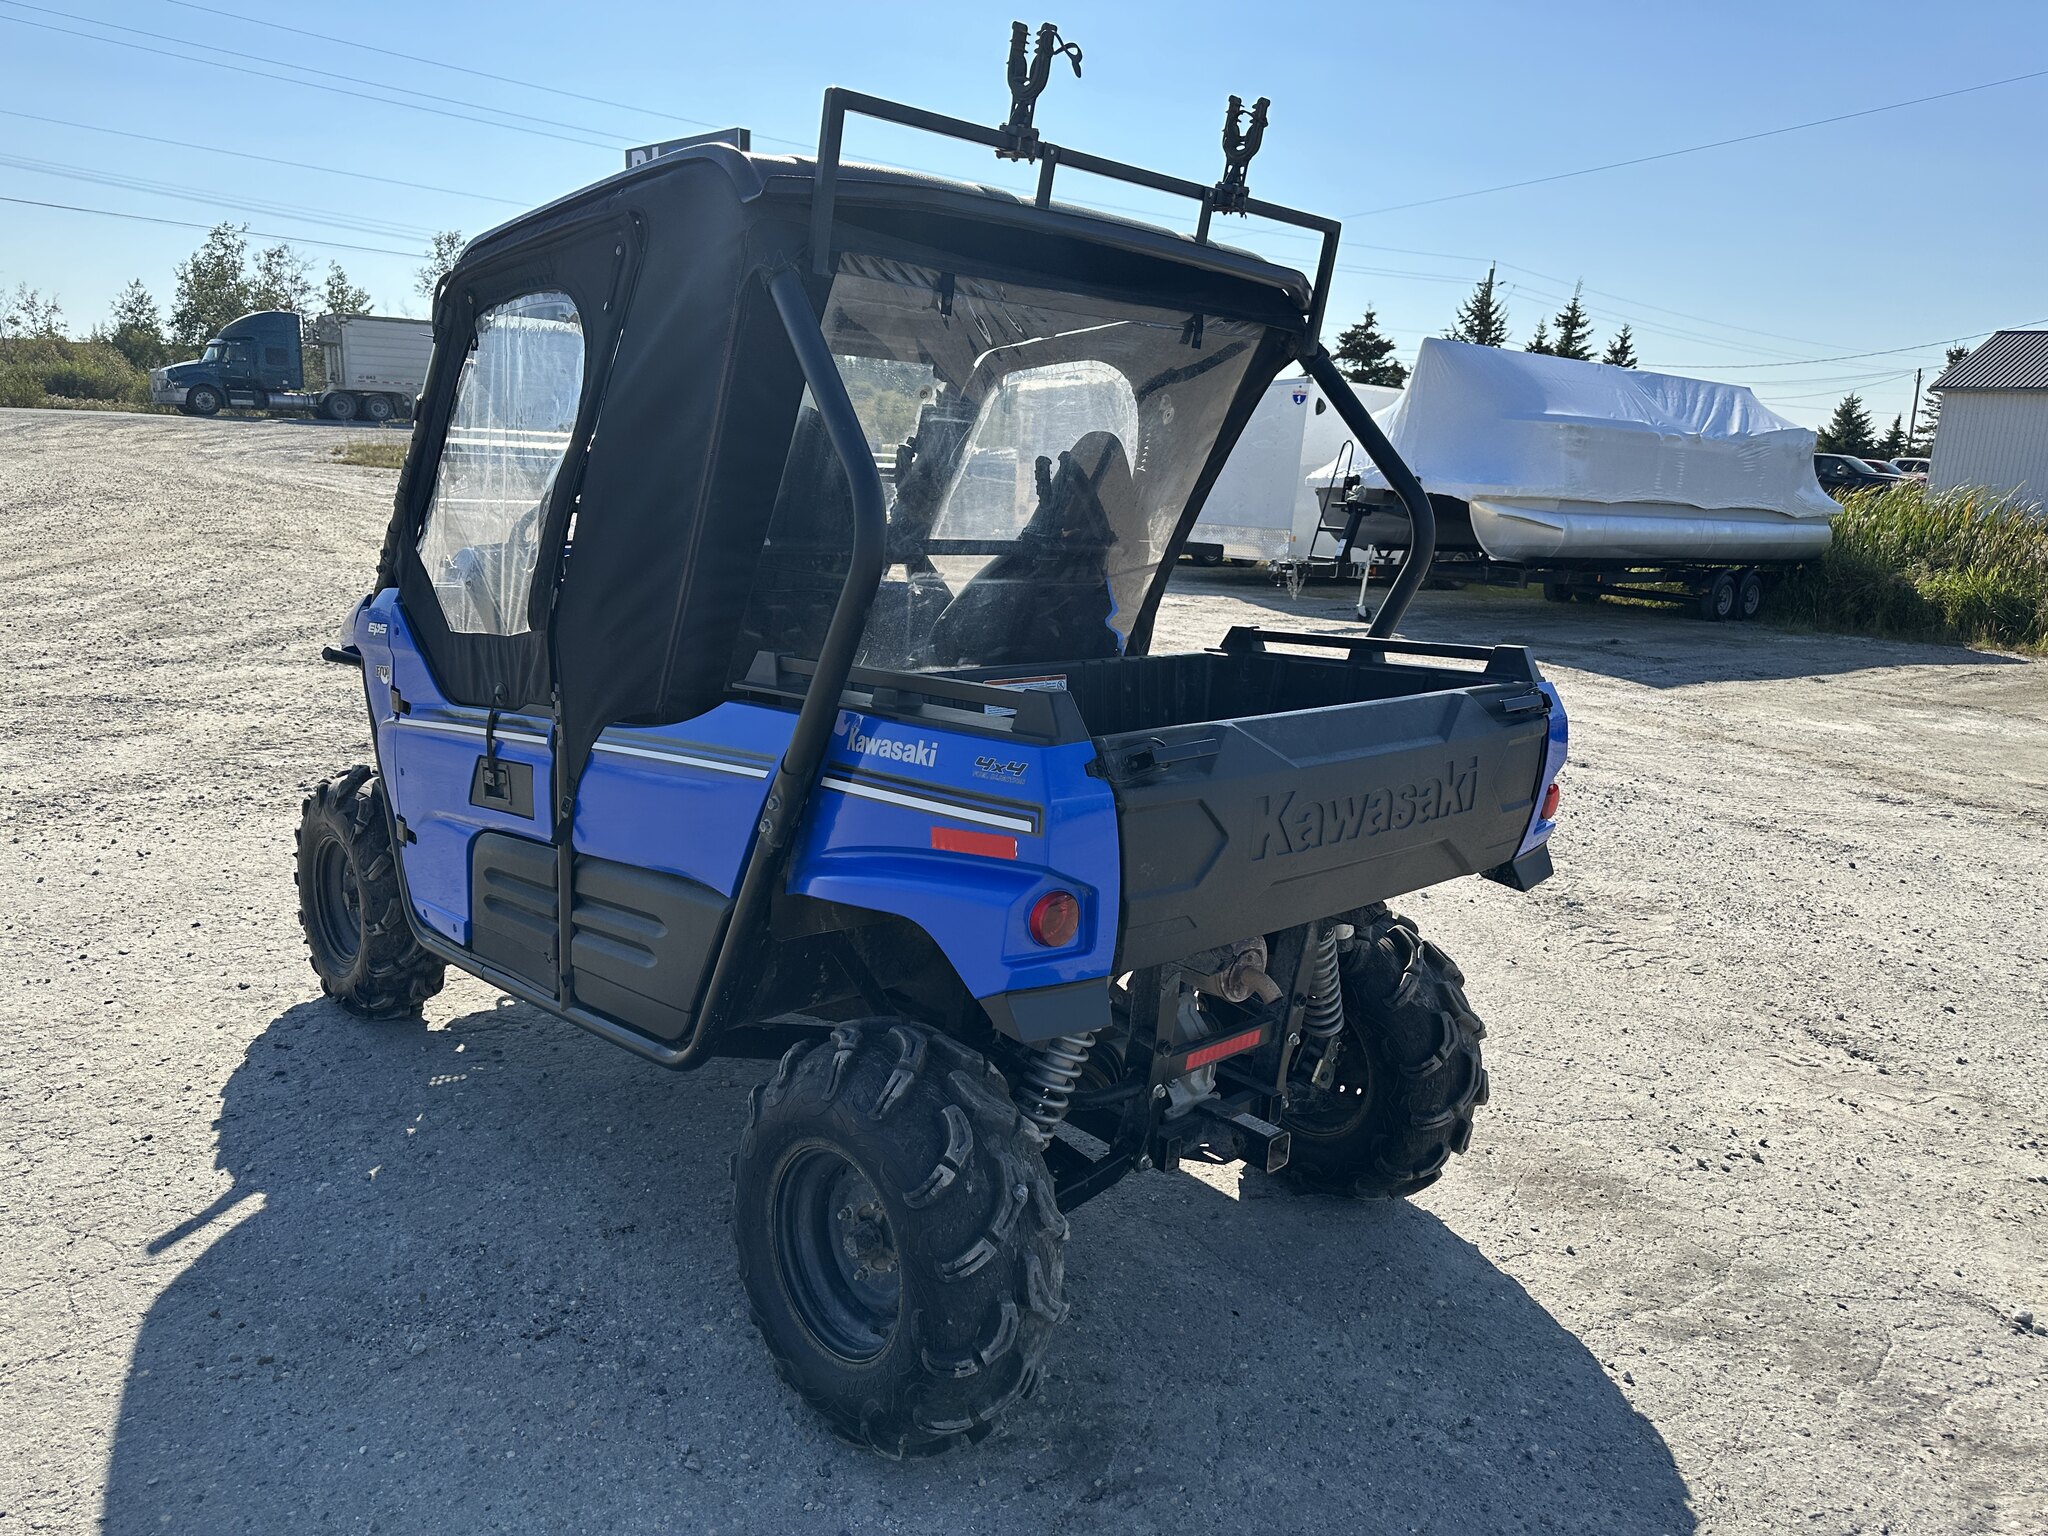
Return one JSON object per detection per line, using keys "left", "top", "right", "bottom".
{"left": 299, "top": 33, "right": 1566, "bottom": 1456}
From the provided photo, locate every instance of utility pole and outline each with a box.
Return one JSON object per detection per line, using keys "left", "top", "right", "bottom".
{"left": 1907, "top": 367, "right": 1924, "bottom": 446}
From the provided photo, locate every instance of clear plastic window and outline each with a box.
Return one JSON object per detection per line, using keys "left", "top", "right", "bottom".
{"left": 735, "top": 256, "right": 1269, "bottom": 674}
{"left": 417, "top": 292, "right": 585, "bottom": 635}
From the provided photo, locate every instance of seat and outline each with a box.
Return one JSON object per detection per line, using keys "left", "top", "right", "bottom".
{"left": 927, "top": 431, "right": 1135, "bottom": 668}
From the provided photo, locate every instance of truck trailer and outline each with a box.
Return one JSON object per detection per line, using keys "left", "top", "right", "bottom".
{"left": 149, "top": 310, "right": 434, "bottom": 422}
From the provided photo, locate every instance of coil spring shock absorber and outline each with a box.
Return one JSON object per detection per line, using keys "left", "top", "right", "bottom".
{"left": 1017, "top": 1030, "right": 1097, "bottom": 1140}
{"left": 1302, "top": 922, "right": 1354, "bottom": 1090}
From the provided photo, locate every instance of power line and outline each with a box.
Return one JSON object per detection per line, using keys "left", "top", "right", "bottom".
{"left": 0, "top": 108, "right": 527, "bottom": 207}
{"left": 1664, "top": 320, "right": 2048, "bottom": 371}
{"left": 0, "top": 0, "right": 635, "bottom": 143}
{"left": 0, "top": 193, "right": 420, "bottom": 257}
{"left": 0, "top": 151, "right": 440, "bottom": 240}
{"left": 1344, "top": 65, "right": 2048, "bottom": 218}
{"left": 157, "top": 0, "right": 816, "bottom": 153}
{"left": 0, "top": 10, "right": 625, "bottom": 150}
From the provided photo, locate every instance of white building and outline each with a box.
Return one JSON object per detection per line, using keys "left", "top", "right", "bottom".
{"left": 1927, "top": 330, "right": 2048, "bottom": 506}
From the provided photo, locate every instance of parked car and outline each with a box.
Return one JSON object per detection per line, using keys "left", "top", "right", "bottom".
{"left": 1814, "top": 453, "right": 1906, "bottom": 495}
{"left": 1890, "top": 456, "right": 1930, "bottom": 478}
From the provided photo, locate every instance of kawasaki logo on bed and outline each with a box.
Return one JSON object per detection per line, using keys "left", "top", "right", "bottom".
{"left": 835, "top": 711, "right": 939, "bottom": 769}
{"left": 1253, "top": 759, "right": 1479, "bottom": 859}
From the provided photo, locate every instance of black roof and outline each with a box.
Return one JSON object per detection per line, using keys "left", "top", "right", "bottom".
{"left": 1932, "top": 330, "right": 2048, "bottom": 392}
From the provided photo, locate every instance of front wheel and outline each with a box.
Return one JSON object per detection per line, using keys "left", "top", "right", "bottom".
{"left": 733, "top": 1022, "right": 1068, "bottom": 1456}
{"left": 185, "top": 384, "right": 222, "bottom": 417}
{"left": 295, "top": 766, "right": 444, "bottom": 1018}
{"left": 1278, "top": 907, "right": 1489, "bottom": 1199}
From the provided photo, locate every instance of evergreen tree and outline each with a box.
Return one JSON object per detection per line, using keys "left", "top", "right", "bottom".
{"left": 1601, "top": 325, "right": 1639, "bottom": 368}
{"left": 1816, "top": 393, "right": 1876, "bottom": 457}
{"left": 170, "top": 223, "right": 255, "bottom": 347}
{"left": 99, "top": 279, "right": 167, "bottom": 369}
{"left": 1331, "top": 306, "right": 1408, "bottom": 386}
{"left": 1874, "top": 414, "right": 1907, "bottom": 460}
{"left": 1446, "top": 264, "right": 1509, "bottom": 348}
{"left": 1913, "top": 343, "right": 1971, "bottom": 453}
{"left": 416, "top": 231, "right": 464, "bottom": 299}
{"left": 248, "top": 243, "right": 313, "bottom": 313}
{"left": 1550, "top": 282, "right": 1595, "bottom": 361}
{"left": 1525, "top": 318, "right": 1553, "bottom": 354}
{"left": 321, "top": 262, "right": 371, "bottom": 316}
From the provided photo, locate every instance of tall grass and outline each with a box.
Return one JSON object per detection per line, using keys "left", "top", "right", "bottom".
{"left": 0, "top": 336, "right": 152, "bottom": 410}
{"left": 1770, "top": 483, "right": 2048, "bottom": 651}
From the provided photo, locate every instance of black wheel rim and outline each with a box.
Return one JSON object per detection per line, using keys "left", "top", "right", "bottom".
{"left": 1285, "top": 1027, "right": 1376, "bottom": 1142}
{"left": 773, "top": 1145, "right": 901, "bottom": 1363}
{"left": 311, "top": 834, "right": 364, "bottom": 967}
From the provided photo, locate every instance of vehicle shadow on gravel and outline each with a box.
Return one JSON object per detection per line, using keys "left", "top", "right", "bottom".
{"left": 1170, "top": 568, "right": 2024, "bottom": 688}
{"left": 102, "top": 997, "right": 1694, "bottom": 1535}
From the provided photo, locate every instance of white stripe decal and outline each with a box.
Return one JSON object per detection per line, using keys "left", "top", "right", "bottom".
{"left": 592, "top": 740, "right": 770, "bottom": 778}
{"left": 818, "top": 776, "right": 1036, "bottom": 834}
{"left": 399, "top": 718, "right": 550, "bottom": 747}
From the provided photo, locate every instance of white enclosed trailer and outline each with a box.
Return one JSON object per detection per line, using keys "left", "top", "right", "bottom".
{"left": 1186, "top": 373, "right": 1398, "bottom": 568}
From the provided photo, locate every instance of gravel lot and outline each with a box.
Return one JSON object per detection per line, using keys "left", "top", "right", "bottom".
{"left": 3, "top": 408, "right": 2045, "bottom": 1535}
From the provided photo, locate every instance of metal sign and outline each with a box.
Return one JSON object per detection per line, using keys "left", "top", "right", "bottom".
{"left": 625, "top": 128, "right": 752, "bottom": 169}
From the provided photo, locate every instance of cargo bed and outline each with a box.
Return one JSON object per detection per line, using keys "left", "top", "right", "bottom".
{"left": 973, "top": 626, "right": 1557, "bottom": 968}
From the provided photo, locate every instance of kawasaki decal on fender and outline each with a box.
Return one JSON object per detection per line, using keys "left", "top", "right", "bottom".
{"left": 1252, "top": 759, "right": 1479, "bottom": 859}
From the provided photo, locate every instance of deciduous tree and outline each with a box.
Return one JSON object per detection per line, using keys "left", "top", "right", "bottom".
{"left": 169, "top": 223, "right": 254, "bottom": 348}
{"left": 415, "top": 231, "right": 464, "bottom": 299}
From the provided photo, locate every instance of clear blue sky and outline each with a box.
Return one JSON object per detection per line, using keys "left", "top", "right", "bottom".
{"left": 2, "top": 0, "right": 2044, "bottom": 428}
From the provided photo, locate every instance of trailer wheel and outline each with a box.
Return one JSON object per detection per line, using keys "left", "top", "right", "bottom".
{"left": 295, "top": 766, "right": 445, "bottom": 1018}
{"left": 1735, "top": 569, "right": 1764, "bottom": 620}
{"left": 1542, "top": 581, "right": 1573, "bottom": 603}
{"left": 1572, "top": 589, "right": 1602, "bottom": 605}
{"left": 361, "top": 393, "right": 395, "bottom": 423}
{"left": 734, "top": 1022, "right": 1067, "bottom": 1457}
{"left": 1699, "top": 571, "right": 1738, "bottom": 621}
{"left": 185, "top": 384, "right": 222, "bottom": 417}
{"left": 323, "top": 392, "right": 359, "bottom": 422}
{"left": 1277, "top": 906, "right": 1488, "bottom": 1199}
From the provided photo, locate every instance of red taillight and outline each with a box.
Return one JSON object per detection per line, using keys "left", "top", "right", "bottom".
{"left": 1541, "top": 781, "right": 1561, "bottom": 820}
{"left": 1027, "top": 890, "right": 1080, "bottom": 948}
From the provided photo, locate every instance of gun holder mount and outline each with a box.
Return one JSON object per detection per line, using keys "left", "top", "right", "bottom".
{"left": 998, "top": 20, "right": 1084, "bottom": 161}
{"left": 1210, "top": 95, "right": 1270, "bottom": 217}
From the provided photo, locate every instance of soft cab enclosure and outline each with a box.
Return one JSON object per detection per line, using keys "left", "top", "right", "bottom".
{"left": 362, "top": 138, "right": 1561, "bottom": 1062}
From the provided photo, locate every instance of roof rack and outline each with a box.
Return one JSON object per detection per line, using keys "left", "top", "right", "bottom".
{"left": 808, "top": 21, "right": 1340, "bottom": 349}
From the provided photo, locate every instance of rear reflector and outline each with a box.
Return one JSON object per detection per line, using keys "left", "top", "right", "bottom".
{"left": 1183, "top": 1027, "right": 1265, "bottom": 1072}
{"left": 931, "top": 826, "right": 1018, "bottom": 860}
{"left": 1540, "top": 781, "right": 1561, "bottom": 820}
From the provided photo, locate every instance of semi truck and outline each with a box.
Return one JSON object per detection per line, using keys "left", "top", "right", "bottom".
{"left": 149, "top": 310, "right": 434, "bottom": 422}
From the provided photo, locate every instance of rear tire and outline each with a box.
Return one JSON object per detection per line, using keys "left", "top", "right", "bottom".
{"left": 733, "top": 1022, "right": 1068, "bottom": 1457}
{"left": 295, "top": 766, "right": 444, "bottom": 1018}
{"left": 1735, "top": 569, "right": 1764, "bottom": 620}
{"left": 323, "top": 392, "right": 359, "bottom": 422}
{"left": 1542, "top": 581, "right": 1573, "bottom": 603}
{"left": 361, "top": 393, "right": 395, "bottom": 423}
{"left": 1278, "top": 906, "right": 1489, "bottom": 1199}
